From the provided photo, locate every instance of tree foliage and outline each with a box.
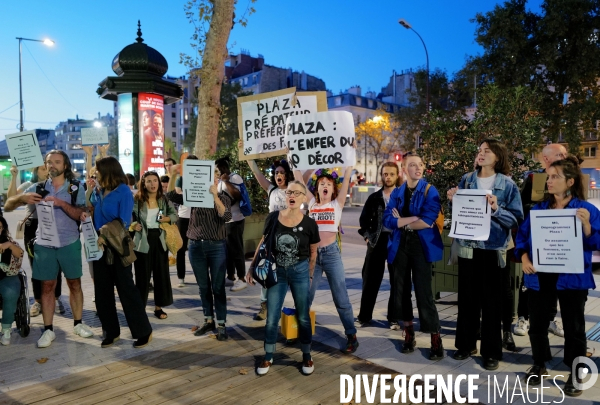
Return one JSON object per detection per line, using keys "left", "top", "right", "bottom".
{"left": 420, "top": 84, "right": 544, "bottom": 207}
{"left": 470, "top": 0, "right": 600, "bottom": 151}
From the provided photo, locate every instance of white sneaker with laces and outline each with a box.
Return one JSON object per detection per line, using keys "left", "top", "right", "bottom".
{"left": 548, "top": 319, "right": 564, "bottom": 337}
{"left": 514, "top": 316, "right": 529, "bottom": 336}
{"left": 37, "top": 329, "right": 56, "bottom": 348}
{"left": 55, "top": 298, "right": 65, "bottom": 314}
{"left": 231, "top": 279, "right": 247, "bottom": 292}
{"left": 30, "top": 301, "right": 42, "bottom": 317}
{"left": 74, "top": 323, "right": 94, "bottom": 338}
{"left": 178, "top": 279, "right": 185, "bottom": 287}
{"left": 1, "top": 329, "right": 11, "bottom": 346}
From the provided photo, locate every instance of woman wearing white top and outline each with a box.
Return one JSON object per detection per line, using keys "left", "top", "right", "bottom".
{"left": 296, "top": 166, "right": 359, "bottom": 353}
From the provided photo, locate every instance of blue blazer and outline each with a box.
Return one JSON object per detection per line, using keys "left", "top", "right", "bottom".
{"left": 383, "top": 179, "right": 443, "bottom": 263}
{"left": 515, "top": 198, "right": 599, "bottom": 291}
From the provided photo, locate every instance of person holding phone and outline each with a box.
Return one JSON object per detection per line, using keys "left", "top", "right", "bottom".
{"left": 132, "top": 171, "right": 177, "bottom": 319}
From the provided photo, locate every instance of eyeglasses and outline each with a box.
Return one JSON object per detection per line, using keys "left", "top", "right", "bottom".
{"left": 285, "top": 190, "right": 305, "bottom": 197}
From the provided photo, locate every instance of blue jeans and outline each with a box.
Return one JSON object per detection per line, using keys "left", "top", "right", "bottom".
{"left": 265, "top": 259, "right": 312, "bottom": 355}
{"left": 188, "top": 239, "right": 227, "bottom": 323}
{"left": 309, "top": 242, "right": 357, "bottom": 335}
{"left": 0, "top": 275, "right": 20, "bottom": 327}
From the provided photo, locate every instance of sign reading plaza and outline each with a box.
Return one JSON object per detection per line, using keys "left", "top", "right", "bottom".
{"left": 81, "top": 127, "right": 109, "bottom": 146}
{"left": 530, "top": 209, "right": 584, "bottom": 273}
{"left": 5, "top": 131, "right": 44, "bottom": 170}
{"left": 448, "top": 189, "right": 492, "bottom": 240}
{"left": 285, "top": 111, "right": 356, "bottom": 170}
{"left": 237, "top": 88, "right": 327, "bottom": 161}
{"left": 182, "top": 160, "right": 215, "bottom": 208}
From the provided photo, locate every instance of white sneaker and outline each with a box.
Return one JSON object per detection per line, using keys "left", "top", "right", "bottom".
{"left": 257, "top": 358, "right": 272, "bottom": 375}
{"left": 1, "top": 329, "right": 11, "bottom": 346}
{"left": 30, "top": 302, "right": 42, "bottom": 317}
{"left": 225, "top": 278, "right": 235, "bottom": 287}
{"left": 514, "top": 317, "right": 529, "bottom": 336}
{"left": 389, "top": 321, "right": 401, "bottom": 331}
{"left": 231, "top": 279, "right": 247, "bottom": 292}
{"left": 302, "top": 358, "right": 314, "bottom": 375}
{"left": 74, "top": 323, "right": 94, "bottom": 338}
{"left": 55, "top": 298, "right": 66, "bottom": 314}
{"left": 548, "top": 319, "right": 564, "bottom": 337}
{"left": 37, "top": 329, "right": 56, "bottom": 348}
{"left": 178, "top": 279, "right": 185, "bottom": 287}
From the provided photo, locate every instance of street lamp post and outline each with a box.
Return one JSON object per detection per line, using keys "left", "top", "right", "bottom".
{"left": 16, "top": 37, "right": 54, "bottom": 132}
{"left": 398, "top": 19, "right": 429, "bottom": 149}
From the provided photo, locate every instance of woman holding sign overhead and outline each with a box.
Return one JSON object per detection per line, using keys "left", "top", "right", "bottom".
{"left": 515, "top": 156, "right": 599, "bottom": 397}
{"left": 447, "top": 139, "right": 523, "bottom": 371}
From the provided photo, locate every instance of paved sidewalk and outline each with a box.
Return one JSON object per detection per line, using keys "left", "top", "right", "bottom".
{"left": 0, "top": 208, "right": 599, "bottom": 404}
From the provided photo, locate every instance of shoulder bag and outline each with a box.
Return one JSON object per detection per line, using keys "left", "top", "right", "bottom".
{"left": 251, "top": 212, "right": 279, "bottom": 288}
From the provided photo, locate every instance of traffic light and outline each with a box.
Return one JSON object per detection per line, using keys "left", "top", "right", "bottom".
{"left": 394, "top": 153, "right": 401, "bottom": 161}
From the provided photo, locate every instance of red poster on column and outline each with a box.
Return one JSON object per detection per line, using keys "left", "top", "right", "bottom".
{"left": 138, "top": 93, "right": 165, "bottom": 175}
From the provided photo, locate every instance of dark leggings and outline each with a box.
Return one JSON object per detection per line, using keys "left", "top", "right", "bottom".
{"left": 176, "top": 218, "right": 190, "bottom": 280}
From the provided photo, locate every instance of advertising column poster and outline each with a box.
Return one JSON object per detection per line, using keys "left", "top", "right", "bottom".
{"left": 117, "top": 93, "right": 134, "bottom": 175}
{"left": 138, "top": 93, "right": 165, "bottom": 175}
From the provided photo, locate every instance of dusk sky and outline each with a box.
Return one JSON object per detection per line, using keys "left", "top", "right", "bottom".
{"left": 0, "top": 0, "right": 543, "bottom": 140}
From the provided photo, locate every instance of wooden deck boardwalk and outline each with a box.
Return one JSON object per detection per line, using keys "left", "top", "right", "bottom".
{"left": 0, "top": 326, "right": 401, "bottom": 405}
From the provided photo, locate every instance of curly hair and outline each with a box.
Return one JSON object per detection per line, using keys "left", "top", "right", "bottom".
{"left": 270, "top": 159, "right": 293, "bottom": 187}
{"left": 44, "top": 150, "right": 75, "bottom": 181}
{"left": 313, "top": 174, "right": 340, "bottom": 204}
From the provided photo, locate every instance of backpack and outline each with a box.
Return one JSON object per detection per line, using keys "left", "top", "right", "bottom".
{"left": 424, "top": 184, "right": 444, "bottom": 235}
{"left": 232, "top": 174, "right": 252, "bottom": 217}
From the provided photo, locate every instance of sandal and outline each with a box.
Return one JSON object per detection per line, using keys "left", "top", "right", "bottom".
{"left": 154, "top": 309, "right": 168, "bottom": 319}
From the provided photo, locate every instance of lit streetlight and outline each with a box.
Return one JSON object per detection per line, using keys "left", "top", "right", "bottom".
{"left": 16, "top": 37, "right": 55, "bottom": 132}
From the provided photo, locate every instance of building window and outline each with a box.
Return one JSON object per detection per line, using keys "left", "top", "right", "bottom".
{"left": 180, "top": 109, "right": 184, "bottom": 125}
{"left": 584, "top": 147, "right": 596, "bottom": 157}
{"left": 171, "top": 122, "right": 176, "bottom": 128}
{"left": 172, "top": 132, "right": 176, "bottom": 138}
{"left": 171, "top": 112, "right": 176, "bottom": 118}
{"left": 172, "top": 104, "right": 176, "bottom": 109}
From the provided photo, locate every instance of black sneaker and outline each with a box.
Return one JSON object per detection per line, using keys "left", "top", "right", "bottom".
{"left": 524, "top": 365, "right": 547, "bottom": 386}
{"left": 564, "top": 374, "right": 583, "bottom": 397}
{"left": 194, "top": 320, "right": 216, "bottom": 336}
{"left": 342, "top": 334, "right": 359, "bottom": 354}
{"left": 502, "top": 331, "right": 516, "bottom": 351}
{"left": 452, "top": 348, "right": 477, "bottom": 360}
{"left": 133, "top": 332, "right": 153, "bottom": 349}
{"left": 401, "top": 326, "right": 416, "bottom": 354}
{"left": 101, "top": 335, "right": 120, "bottom": 348}
{"left": 216, "top": 325, "right": 228, "bottom": 341}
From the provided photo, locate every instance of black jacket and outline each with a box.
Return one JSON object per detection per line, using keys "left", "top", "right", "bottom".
{"left": 358, "top": 188, "right": 388, "bottom": 248}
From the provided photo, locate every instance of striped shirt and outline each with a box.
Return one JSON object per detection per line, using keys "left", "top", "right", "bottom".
{"left": 166, "top": 190, "right": 232, "bottom": 241}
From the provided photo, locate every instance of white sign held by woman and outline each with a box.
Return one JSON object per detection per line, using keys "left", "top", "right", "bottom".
{"left": 448, "top": 189, "right": 492, "bottom": 240}
{"left": 182, "top": 160, "right": 215, "bottom": 208}
{"left": 285, "top": 111, "right": 356, "bottom": 171}
{"left": 530, "top": 209, "right": 584, "bottom": 273}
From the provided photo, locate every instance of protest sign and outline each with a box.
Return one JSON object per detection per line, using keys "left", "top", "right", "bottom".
{"left": 237, "top": 88, "right": 327, "bottom": 161}
{"left": 448, "top": 189, "right": 492, "bottom": 240}
{"left": 81, "top": 217, "right": 102, "bottom": 261}
{"left": 530, "top": 209, "right": 584, "bottom": 273}
{"left": 284, "top": 111, "right": 356, "bottom": 171}
{"left": 36, "top": 201, "right": 61, "bottom": 248}
{"left": 182, "top": 160, "right": 215, "bottom": 208}
{"left": 81, "top": 127, "right": 109, "bottom": 146}
{"left": 5, "top": 131, "right": 44, "bottom": 170}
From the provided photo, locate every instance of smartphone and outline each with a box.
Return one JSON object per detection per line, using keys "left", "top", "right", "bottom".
{"left": 38, "top": 189, "right": 50, "bottom": 199}
{"left": 156, "top": 210, "right": 163, "bottom": 221}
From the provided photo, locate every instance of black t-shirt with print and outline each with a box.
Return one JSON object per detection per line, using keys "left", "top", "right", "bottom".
{"left": 263, "top": 211, "right": 320, "bottom": 267}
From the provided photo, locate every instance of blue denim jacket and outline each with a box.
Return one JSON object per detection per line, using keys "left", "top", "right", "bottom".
{"left": 454, "top": 172, "right": 523, "bottom": 250}
{"left": 515, "top": 198, "right": 599, "bottom": 291}
{"left": 383, "top": 179, "right": 444, "bottom": 263}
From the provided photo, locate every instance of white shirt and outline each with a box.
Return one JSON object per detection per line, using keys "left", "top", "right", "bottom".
{"left": 308, "top": 198, "right": 343, "bottom": 232}
{"left": 268, "top": 185, "right": 287, "bottom": 212}
{"left": 146, "top": 208, "right": 160, "bottom": 229}
{"left": 477, "top": 174, "right": 497, "bottom": 191}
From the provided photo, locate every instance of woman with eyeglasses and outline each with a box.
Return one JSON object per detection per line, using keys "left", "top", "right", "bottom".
{"left": 132, "top": 171, "right": 177, "bottom": 319}
{"left": 246, "top": 180, "right": 320, "bottom": 375}
{"left": 516, "top": 156, "right": 599, "bottom": 397}
{"left": 295, "top": 164, "right": 359, "bottom": 354}
{"left": 89, "top": 157, "right": 152, "bottom": 348}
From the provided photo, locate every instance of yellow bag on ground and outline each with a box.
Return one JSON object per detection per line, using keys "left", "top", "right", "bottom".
{"left": 280, "top": 308, "right": 316, "bottom": 339}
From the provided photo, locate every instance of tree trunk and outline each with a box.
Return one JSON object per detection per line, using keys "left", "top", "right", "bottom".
{"left": 195, "top": 0, "right": 235, "bottom": 159}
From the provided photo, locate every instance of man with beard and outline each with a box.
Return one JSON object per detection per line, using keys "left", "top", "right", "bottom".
{"left": 5, "top": 150, "right": 92, "bottom": 348}
{"left": 355, "top": 162, "right": 402, "bottom": 328}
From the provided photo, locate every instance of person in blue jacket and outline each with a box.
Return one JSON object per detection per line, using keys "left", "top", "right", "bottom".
{"left": 447, "top": 139, "right": 523, "bottom": 371}
{"left": 383, "top": 153, "right": 444, "bottom": 360}
{"left": 515, "top": 156, "right": 598, "bottom": 397}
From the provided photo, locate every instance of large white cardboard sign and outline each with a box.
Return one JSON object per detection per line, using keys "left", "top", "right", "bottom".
{"left": 530, "top": 209, "right": 584, "bottom": 273}
{"left": 182, "top": 160, "right": 215, "bottom": 208}
{"left": 5, "top": 131, "right": 44, "bottom": 170}
{"left": 81, "top": 127, "right": 109, "bottom": 145}
{"left": 284, "top": 111, "right": 356, "bottom": 170}
{"left": 448, "top": 189, "right": 492, "bottom": 240}
{"left": 237, "top": 89, "right": 327, "bottom": 161}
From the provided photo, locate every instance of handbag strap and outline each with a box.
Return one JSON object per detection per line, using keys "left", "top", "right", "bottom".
{"left": 21, "top": 209, "right": 35, "bottom": 223}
